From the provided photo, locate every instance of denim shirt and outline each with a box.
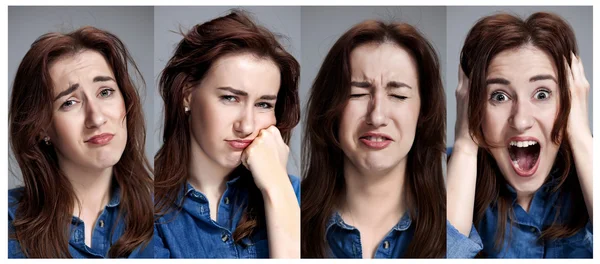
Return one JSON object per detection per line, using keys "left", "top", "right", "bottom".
{"left": 154, "top": 174, "right": 300, "bottom": 258}
{"left": 325, "top": 211, "right": 414, "bottom": 258}
{"left": 447, "top": 177, "right": 593, "bottom": 258}
{"left": 8, "top": 186, "right": 153, "bottom": 258}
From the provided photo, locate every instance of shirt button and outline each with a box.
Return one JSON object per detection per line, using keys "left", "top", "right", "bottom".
{"left": 530, "top": 227, "right": 537, "bottom": 233}
{"left": 99, "top": 220, "right": 104, "bottom": 228}
{"left": 221, "top": 234, "right": 229, "bottom": 243}
{"left": 383, "top": 241, "right": 390, "bottom": 249}
{"left": 224, "top": 197, "right": 230, "bottom": 205}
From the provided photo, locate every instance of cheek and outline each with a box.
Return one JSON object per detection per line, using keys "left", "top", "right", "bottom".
{"left": 255, "top": 112, "right": 276, "bottom": 130}
{"left": 50, "top": 115, "right": 80, "bottom": 150}
{"left": 482, "top": 105, "right": 509, "bottom": 143}
{"left": 338, "top": 102, "right": 362, "bottom": 140}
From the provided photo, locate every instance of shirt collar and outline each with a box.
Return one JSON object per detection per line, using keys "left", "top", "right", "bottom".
{"left": 325, "top": 210, "right": 413, "bottom": 233}
{"left": 106, "top": 181, "right": 121, "bottom": 208}
{"left": 177, "top": 173, "right": 243, "bottom": 205}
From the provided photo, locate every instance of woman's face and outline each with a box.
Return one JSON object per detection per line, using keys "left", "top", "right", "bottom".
{"left": 186, "top": 53, "right": 280, "bottom": 169}
{"left": 339, "top": 42, "right": 421, "bottom": 175}
{"left": 482, "top": 44, "right": 561, "bottom": 195}
{"left": 48, "top": 50, "right": 128, "bottom": 172}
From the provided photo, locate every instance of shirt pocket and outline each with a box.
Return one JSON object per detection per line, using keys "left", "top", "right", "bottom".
{"left": 550, "top": 227, "right": 592, "bottom": 258}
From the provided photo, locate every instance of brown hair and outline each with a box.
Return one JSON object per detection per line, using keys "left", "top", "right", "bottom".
{"left": 9, "top": 26, "right": 153, "bottom": 257}
{"left": 461, "top": 12, "right": 587, "bottom": 253}
{"left": 301, "top": 20, "right": 446, "bottom": 258}
{"left": 154, "top": 10, "right": 300, "bottom": 243}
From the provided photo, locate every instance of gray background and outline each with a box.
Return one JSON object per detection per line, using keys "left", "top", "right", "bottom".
{"left": 300, "top": 6, "right": 447, "bottom": 177}
{"left": 446, "top": 6, "right": 593, "bottom": 147}
{"left": 7, "top": 6, "right": 155, "bottom": 189}
{"left": 153, "top": 7, "right": 302, "bottom": 176}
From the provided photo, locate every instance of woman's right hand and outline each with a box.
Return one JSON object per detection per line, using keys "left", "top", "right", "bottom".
{"left": 447, "top": 66, "right": 480, "bottom": 237}
{"left": 454, "top": 66, "right": 478, "bottom": 155}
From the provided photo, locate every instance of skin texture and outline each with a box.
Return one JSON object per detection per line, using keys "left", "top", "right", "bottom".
{"left": 483, "top": 45, "right": 560, "bottom": 209}
{"left": 47, "top": 50, "right": 127, "bottom": 247}
{"left": 338, "top": 42, "right": 420, "bottom": 258}
{"left": 183, "top": 52, "right": 300, "bottom": 258}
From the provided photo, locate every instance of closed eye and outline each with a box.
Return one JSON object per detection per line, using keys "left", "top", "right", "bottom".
{"left": 390, "top": 94, "right": 407, "bottom": 100}
{"left": 350, "top": 93, "right": 369, "bottom": 98}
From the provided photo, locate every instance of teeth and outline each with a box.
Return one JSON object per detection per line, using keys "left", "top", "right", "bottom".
{"left": 509, "top": 140, "right": 538, "bottom": 148}
{"left": 365, "top": 136, "right": 385, "bottom": 142}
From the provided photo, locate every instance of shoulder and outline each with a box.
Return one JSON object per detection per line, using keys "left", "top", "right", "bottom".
{"left": 288, "top": 174, "right": 301, "bottom": 205}
{"left": 8, "top": 187, "right": 24, "bottom": 220}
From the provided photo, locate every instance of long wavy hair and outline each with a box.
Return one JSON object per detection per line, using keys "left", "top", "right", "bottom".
{"left": 154, "top": 10, "right": 300, "bottom": 243}
{"left": 461, "top": 12, "right": 588, "bottom": 253}
{"left": 301, "top": 20, "right": 446, "bottom": 258}
{"left": 8, "top": 26, "right": 154, "bottom": 258}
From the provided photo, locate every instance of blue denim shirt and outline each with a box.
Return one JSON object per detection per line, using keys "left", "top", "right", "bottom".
{"left": 325, "top": 211, "right": 414, "bottom": 258}
{"left": 8, "top": 186, "right": 153, "bottom": 258}
{"left": 154, "top": 174, "right": 300, "bottom": 258}
{"left": 447, "top": 177, "right": 593, "bottom": 258}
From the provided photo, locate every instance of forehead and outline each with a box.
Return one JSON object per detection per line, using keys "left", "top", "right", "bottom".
{"left": 204, "top": 52, "right": 281, "bottom": 92}
{"left": 349, "top": 42, "right": 418, "bottom": 79}
{"left": 48, "top": 50, "right": 114, "bottom": 89}
{"left": 487, "top": 45, "right": 557, "bottom": 80}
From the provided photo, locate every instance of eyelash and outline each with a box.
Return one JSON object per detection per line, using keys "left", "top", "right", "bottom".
{"left": 220, "top": 95, "right": 274, "bottom": 109}
{"left": 533, "top": 88, "right": 552, "bottom": 100}
{"left": 349, "top": 94, "right": 407, "bottom": 100}
{"left": 489, "top": 91, "right": 510, "bottom": 103}
{"left": 99, "top": 88, "right": 115, "bottom": 98}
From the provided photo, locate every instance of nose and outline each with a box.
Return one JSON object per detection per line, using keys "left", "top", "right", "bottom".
{"left": 509, "top": 99, "right": 534, "bottom": 133}
{"left": 365, "top": 91, "right": 389, "bottom": 127}
{"left": 84, "top": 99, "right": 107, "bottom": 129}
{"left": 233, "top": 105, "right": 255, "bottom": 138}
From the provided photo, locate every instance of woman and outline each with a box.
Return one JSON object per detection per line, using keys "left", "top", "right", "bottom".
{"left": 447, "top": 12, "right": 592, "bottom": 258}
{"left": 8, "top": 26, "right": 154, "bottom": 258}
{"left": 153, "top": 10, "right": 301, "bottom": 258}
{"left": 301, "top": 20, "right": 446, "bottom": 258}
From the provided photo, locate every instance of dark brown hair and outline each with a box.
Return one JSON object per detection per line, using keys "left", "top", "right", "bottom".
{"left": 461, "top": 12, "right": 587, "bottom": 253}
{"left": 301, "top": 20, "right": 446, "bottom": 258}
{"left": 9, "top": 26, "right": 153, "bottom": 258}
{"left": 154, "top": 10, "right": 300, "bottom": 243}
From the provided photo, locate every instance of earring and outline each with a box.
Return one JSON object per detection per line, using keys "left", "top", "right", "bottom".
{"left": 184, "top": 106, "right": 190, "bottom": 113}
{"left": 43, "top": 136, "right": 51, "bottom": 145}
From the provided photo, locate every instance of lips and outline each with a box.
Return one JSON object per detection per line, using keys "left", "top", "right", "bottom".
{"left": 506, "top": 136, "right": 541, "bottom": 177}
{"left": 85, "top": 133, "right": 114, "bottom": 145}
{"left": 226, "top": 139, "right": 253, "bottom": 150}
{"left": 359, "top": 132, "right": 393, "bottom": 150}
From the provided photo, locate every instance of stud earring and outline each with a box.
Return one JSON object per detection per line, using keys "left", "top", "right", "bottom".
{"left": 43, "top": 136, "right": 51, "bottom": 145}
{"left": 184, "top": 106, "right": 190, "bottom": 113}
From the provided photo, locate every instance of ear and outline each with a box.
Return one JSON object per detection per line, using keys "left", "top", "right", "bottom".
{"left": 182, "top": 82, "right": 194, "bottom": 108}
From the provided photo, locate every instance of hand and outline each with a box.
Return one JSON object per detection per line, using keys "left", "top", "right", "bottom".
{"left": 455, "top": 66, "right": 478, "bottom": 155}
{"left": 565, "top": 53, "right": 592, "bottom": 142}
{"left": 241, "top": 125, "right": 289, "bottom": 192}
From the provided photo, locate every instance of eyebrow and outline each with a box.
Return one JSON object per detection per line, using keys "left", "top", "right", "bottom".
{"left": 53, "top": 75, "right": 116, "bottom": 101}
{"left": 217, "top": 86, "right": 277, "bottom": 100}
{"left": 350, "top": 81, "right": 412, "bottom": 89}
{"left": 529, "top": 74, "right": 557, "bottom": 83}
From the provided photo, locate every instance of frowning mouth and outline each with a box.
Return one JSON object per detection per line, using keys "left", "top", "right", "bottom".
{"left": 359, "top": 132, "right": 393, "bottom": 150}
{"left": 85, "top": 133, "right": 114, "bottom": 145}
{"left": 226, "top": 139, "right": 253, "bottom": 150}
{"left": 507, "top": 137, "right": 541, "bottom": 177}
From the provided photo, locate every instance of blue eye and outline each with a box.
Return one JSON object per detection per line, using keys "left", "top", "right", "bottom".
{"left": 490, "top": 91, "right": 510, "bottom": 102}
{"left": 61, "top": 99, "right": 77, "bottom": 109}
{"left": 220, "top": 95, "right": 238, "bottom": 103}
{"left": 256, "top": 102, "right": 274, "bottom": 109}
{"left": 99, "top": 88, "right": 115, "bottom": 98}
{"left": 534, "top": 89, "right": 551, "bottom": 100}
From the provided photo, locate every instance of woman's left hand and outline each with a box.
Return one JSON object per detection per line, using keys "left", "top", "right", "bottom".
{"left": 241, "top": 125, "right": 289, "bottom": 193}
{"left": 566, "top": 53, "right": 592, "bottom": 141}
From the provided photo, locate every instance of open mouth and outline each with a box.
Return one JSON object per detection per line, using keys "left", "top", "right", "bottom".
{"left": 507, "top": 140, "right": 540, "bottom": 177}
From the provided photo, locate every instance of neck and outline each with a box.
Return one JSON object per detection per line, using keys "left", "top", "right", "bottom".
{"left": 59, "top": 160, "right": 113, "bottom": 216}
{"left": 341, "top": 157, "right": 407, "bottom": 225}
{"left": 516, "top": 191, "right": 535, "bottom": 212}
{"left": 187, "top": 134, "right": 230, "bottom": 198}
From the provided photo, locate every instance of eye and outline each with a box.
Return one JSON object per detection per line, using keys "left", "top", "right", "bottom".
{"left": 390, "top": 94, "right": 408, "bottom": 100}
{"left": 60, "top": 99, "right": 77, "bottom": 109}
{"left": 99, "top": 88, "right": 115, "bottom": 98}
{"left": 256, "top": 102, "right": 274, "bottom": 109}
{"left": 350, "top": 94, "right": 368, "bottom": 98}
{"left": 534, "top": 89, "right": 551, "bottom": 100}
{"left": 490, "top": 91, "right": 510, "bottom": 103}
{"left": 220, "top": 95, "right": 238, "bottom": 103}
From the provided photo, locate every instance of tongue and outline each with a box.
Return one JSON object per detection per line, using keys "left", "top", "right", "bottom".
{"left": 514, "top": 147, "right": 535, "bottom": 170}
